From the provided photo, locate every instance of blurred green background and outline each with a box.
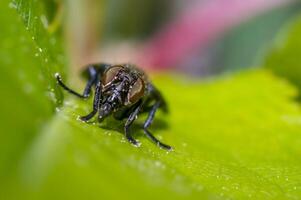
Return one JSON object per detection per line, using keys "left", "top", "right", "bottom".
{"left": 2, "top": 0, "right": 301, "bottom": 200}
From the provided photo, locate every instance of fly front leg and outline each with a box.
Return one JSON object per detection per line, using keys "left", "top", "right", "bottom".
{"left": 141, "top": 83, "right": 172, "bottom": 150}
{"left": 80, "top": 81, "right": 102, "bottom": 121}
{"left": 124, "top": 101, "right": 143, "bottom": 147}
{"left": 143, "top": 100, "right": 172, "bottom": 150}
{"left": 56, "top": 64, "right": 102, "bottom": 98}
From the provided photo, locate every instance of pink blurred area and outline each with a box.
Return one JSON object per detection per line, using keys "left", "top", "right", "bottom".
{"left": 136, "top": 0, "right": 296, "bottom": 69}
{"left": 69, "top": 0, "right": 297, "bottom": 73}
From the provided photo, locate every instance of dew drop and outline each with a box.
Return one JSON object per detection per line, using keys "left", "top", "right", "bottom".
{"left": 104, "top": 131, "right": 111, "bottom": 136}
{"left": 157, "top": 135, "right": 162, "bottom": 140}
{"left": 154, "top": 160, "right": 163, "bottom": 168}
{"left": 135, "top": 142, "right": 141, "bottom": 147}
{"left": 64, "top": 101, "right": 72, "bottom": 106}
{"left": 120, "top": 137, "right": 126, "bottom": 143}
{"left": 76, "top": 116, "right": 82, "bottom": 121}
{"left": 54, "top": 72, "right": 60, "bottom": 78}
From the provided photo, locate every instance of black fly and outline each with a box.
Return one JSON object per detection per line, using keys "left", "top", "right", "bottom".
{"left": 55, "top": 63, "right": 172, "bottom": 150}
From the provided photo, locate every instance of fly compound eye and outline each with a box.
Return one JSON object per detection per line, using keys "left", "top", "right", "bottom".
{"left": 102, "top": 65, "right": 123, "bottom": 86}
{"left": 126, "top": 78, "right": 145, "bottom": 105}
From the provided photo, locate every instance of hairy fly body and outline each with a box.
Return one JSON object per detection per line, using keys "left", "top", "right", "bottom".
{"left": 55, "top": 63, "right": 172, "bottom": 150}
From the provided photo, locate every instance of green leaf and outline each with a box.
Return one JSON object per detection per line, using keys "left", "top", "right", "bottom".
{"left": 0, "top": 0, "right": 65, "bottom": 181}
{"left": 2, "top": 1, "right": 301, "bottom": 200}
{"left": 265, "top": 15, "right": 301, "bottom": 96}
{"left": 4, "top": 68, "right": 301, "bottom": 199}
